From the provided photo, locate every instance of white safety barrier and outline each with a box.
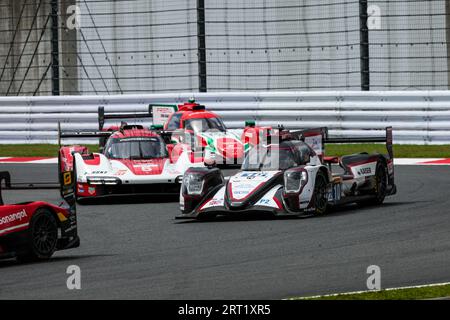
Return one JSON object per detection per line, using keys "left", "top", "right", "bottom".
{"left": 1, "top": 91, "right": 450, "bottom": 144}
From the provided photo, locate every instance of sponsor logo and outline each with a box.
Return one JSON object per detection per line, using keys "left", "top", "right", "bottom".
{"left": 0, "top": 209, "right": 28, "bottom": 225}
{"left": 257, "top": 199, "right": 271, "bottom": 205}
{"left": 63, "top": 172, "right": 72, "bottom": 186}
{"left": 133, "top": 164, "right": 158, "bottom": 172}
{"left": 240, "top": 172, "right": 269, "bottom": 179}
{"left": 233, "top": 183, "right": 254, "bottom": 190}
{"left": 233, "top": 190, "right": 249, "bottom": 195}
{"left": 358, "top": 167, "right": 372, "bottom": 175}
{"left": 114, "top": 170, "right": 128, "bottom": 176}
{"left": 91, "top": 170, "right": 108, "bottom": 174}
{"left": 208, "top": 199, "right": 223, "bottom": 206}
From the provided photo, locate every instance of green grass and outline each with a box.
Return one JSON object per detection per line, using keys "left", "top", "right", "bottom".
{"left": 291, "top": 284, "right": 450, "bottom": 300}
{"left": 0, "top": 144, "right": 450, "bottom": 158}
{"left": 326, "top": 144, "right": 450, "bottom": 158}
{"left": 0, "top": 144, "right": 99, "bottom": 157}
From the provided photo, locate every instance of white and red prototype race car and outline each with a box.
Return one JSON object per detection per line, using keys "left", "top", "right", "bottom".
{"left": 178, "top": 127, "right": 397, "bottom": 219}
{"left": 58, "top": 111, "right": 205, "bottom": 202}
{"left": 151, "top": 100, "right": 273, "bottom": 166}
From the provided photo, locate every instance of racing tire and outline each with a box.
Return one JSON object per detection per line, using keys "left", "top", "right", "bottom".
{"left": 360, "top": 161, "right": 388, "bottom": 206}
{"left": 312, "top": 171, "right": 328, "bottom": 215}
{"left": 17, "top": 208, "right": 58, "bottom": 262}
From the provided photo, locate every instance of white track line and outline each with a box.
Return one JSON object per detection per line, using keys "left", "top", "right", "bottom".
{"left": 290, "top": 282, "right": 450, "bottom": 299}
{"left": 0, "top": 157, "right": 57, "bottom": 164}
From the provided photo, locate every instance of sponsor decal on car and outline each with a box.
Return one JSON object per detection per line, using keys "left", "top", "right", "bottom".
{"left": 91, "top": 170, "right": 108, "bottom": 174}
{"left": 0, "top": 209, "right": 28, "bottom": 226}
{"left": 304, "top": 134, "right": 323, "bottom": 156}
{"left": 239, "top": 172, "right": 271, "bottom": 179}
{"left": 229, "top": 171, "right": 279, "bottom": 200}
{"left": 133, "top": 164, "right": 158, "bottom": 172}
{"left": 200, "top": 187, "right": 226, "bottom": 210}
{"left": 350, "top": 162, "right": 377, "bottom": 178}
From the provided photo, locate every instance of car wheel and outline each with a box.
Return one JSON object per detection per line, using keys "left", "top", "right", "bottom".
{"left": 360, "top": 161, "right": 388, "bottom": 206}
{"left": 313, "top": 171, "right": 328, "bottom": 215}
{"left": 17, "top": 209, "right": 58, "bottom": 262}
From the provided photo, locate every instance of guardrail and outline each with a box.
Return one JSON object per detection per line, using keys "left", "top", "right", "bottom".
{"left": 1, "top": 91, "right": 450, "bottom": 144}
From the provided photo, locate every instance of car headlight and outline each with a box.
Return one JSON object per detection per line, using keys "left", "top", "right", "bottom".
{"left": 183, "top": 173, "right": 204, "bottom": 195}
{"left": 87, "top": 177, "right": 121, "bottom": 185}
{"left": 284, "top": 170, "right": 308, "bottom": 194}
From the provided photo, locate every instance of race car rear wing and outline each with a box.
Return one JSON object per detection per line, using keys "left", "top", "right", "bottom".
{"left": 293, "top": 127, "right": 394, "bottom": 159}
{"left": 57, "top": 122, "right": 113, "bottom": 147}
{"left": 98, "top": 106, "right": 151, "bottom": 130}
{"left": 0, "top": 171, "right": 76, "bottom": 211}
{"left": 326, "top": 127, "right": 394, "bottom": 160}
{"left": 98, "top": 104, "right": 177, "bottom": 130}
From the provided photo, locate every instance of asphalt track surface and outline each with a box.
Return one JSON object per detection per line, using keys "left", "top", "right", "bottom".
{"left": 0, "top": 163, "right": 450, "bottom": 299}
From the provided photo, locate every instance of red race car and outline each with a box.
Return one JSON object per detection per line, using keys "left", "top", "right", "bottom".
{"left": 161, "top": 99, "right": 272, "bottom": 166}
{"left": 0, "top": 171, "right": 79, "bottom": 261}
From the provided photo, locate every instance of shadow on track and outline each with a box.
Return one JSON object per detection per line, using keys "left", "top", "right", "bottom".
{"left": 319, "top": 200, "right": 433, "bottom": 219}
{"left": 77, "top": 194, "right": 179, "bottom": 205}
{"left": 175, "top": 201, "right": 431, "bottom": 224}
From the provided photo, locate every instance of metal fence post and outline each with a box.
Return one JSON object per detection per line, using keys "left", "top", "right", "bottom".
{"left": 197, "top": 0, "right": 207, "bottom": 92}
{"left": 359, "top": 0, "right": 370, "bottom": 91}
{"left": 446, "top": 0, "right": 450, "bottom": 89}
{"left": 51, "top": 0, "right": 60, "bottom": 95}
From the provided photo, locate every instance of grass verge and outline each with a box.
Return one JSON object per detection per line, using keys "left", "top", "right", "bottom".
{"left": 0, "top": 144, "right": 99, "bottom": 157}
{"left": 326, "top": 144, "right": 450, "bottom": 158}
{"left": 0, "top": 144, "right": 450, "bottom": 158}
{"left": 290, "top": 283, "right": 450, "bottom": 300}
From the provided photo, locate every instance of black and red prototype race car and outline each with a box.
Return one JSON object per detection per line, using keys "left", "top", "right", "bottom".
{"left": 0, "top": 171, "right": 79, "bottom": 261}
{"left": 178, "top": 127, "right": 397, "bottom": 219}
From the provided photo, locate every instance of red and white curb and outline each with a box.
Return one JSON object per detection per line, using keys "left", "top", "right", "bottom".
{"left": 0, "top": 157, "right": 449, "bottom": 165}
{"left": 0, "top": 157, "right": 58, "bottom": 164}
{"left": 394, "top": 158, "right": 450, "bottom": 165}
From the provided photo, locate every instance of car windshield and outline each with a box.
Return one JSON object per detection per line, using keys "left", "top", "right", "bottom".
{"left": 105, "top": 137, "right": 168, "bottom": 160}
{"left": 242, "top": 145, "right": 299, "bottom": 171}
{"left": 184, "top": 117, "right": 226, "bottom": 132}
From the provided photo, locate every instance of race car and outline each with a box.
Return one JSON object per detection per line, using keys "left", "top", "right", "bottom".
{"left": 0, "top": 171, "right": 79, "bottom": 261}
{"left": 156, "top": 99, "right": 272, "bottom": 166}
{"left": 177, "top": 127, "right": 397, "bottom": 219}
{"left": 58, "top": 112, "right": 205, "bottom": 202}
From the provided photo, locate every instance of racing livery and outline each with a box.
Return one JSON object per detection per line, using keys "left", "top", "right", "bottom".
{"left": 59, "top": 116, "right": 204, "bottom": 202}
{"left": 160, "top": 100, "right": 271, "bottom": 166}
{"left": 0, "top": 171, "right": 79, "bottom": 261}
{"left": 178, "top": 127, "right": 397, "bottom": 219}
